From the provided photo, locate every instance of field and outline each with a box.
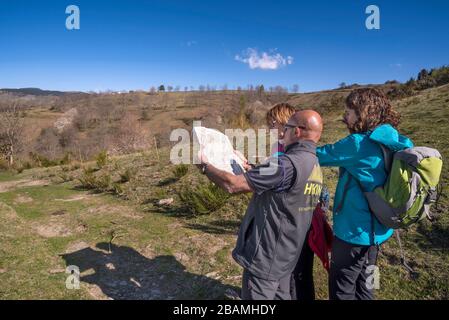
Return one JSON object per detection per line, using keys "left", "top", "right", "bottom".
{"left": 0, "top": 84, "right": 448, "bottom": 299}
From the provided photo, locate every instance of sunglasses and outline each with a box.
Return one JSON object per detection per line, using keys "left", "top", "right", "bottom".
{"left": 283, "top": 124, "right": 306, "bottom": 132}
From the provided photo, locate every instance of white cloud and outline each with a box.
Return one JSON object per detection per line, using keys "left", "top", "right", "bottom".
{"left": 390, "top": 63, "right": 402, "bottom": 68}
{"left": 235, "top": 48, "right": 293, "bottom": 70}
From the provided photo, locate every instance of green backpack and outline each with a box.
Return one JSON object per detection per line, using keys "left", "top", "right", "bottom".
{"left": 365, "top": 146, "right": 443, "bottom": 229}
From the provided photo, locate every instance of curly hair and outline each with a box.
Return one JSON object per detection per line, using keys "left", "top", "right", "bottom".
{"left": 266, "top": 103, "right": 296, "bottom": 126}
{"left": 345, "top": 88, "right": 401, "bottom": 133}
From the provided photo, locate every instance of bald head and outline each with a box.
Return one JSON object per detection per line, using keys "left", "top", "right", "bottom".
{"left": 285, "top": 110, "right": 323, "bottom": 144}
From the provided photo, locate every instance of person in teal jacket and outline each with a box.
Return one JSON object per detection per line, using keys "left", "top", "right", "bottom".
{"left": 316, "top": 88, "right": 413, "bottom": 300}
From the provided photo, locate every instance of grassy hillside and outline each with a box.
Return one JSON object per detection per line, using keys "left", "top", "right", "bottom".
{"left": 0, "top": 84, "right": 448, "bottom": 299}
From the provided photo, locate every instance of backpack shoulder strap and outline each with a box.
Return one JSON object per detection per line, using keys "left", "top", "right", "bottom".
{"left": 378, "top": 143, "right": 394, "bottom": 173}
{"left": 366, "top": 129, "right": 394, "bottom": 173}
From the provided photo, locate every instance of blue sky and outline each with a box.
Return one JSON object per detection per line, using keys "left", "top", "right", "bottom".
{"left": 1, "top": 0, "right": 448, "bottom": 92}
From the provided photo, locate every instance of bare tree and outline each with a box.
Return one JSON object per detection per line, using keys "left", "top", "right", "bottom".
{"left": 111, "top": 114, "right": 151, "bottom": 154}
{"left": 270, "top": 86, "right": 289, "bottom": 104}
{"left": 0, "top": 101, "right": 25, "bottom": 166}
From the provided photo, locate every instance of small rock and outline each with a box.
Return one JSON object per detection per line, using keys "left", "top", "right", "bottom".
{"left": 49, "top": 268, "right": 65, "bottom": 274}
{"left": 106, "top": 263, "right": 116, "bottom": 270}
{"left": 174, "top": 252, "right": 190, "bottom": 262}
{"left": 206, "top": 271, "right": 218, "bottom": 278}
{"left": 158, "top": 198, "right": 174, "bottom": 206}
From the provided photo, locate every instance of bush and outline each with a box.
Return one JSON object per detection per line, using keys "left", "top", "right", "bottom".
{"left": 78, "top": 167, "right": 97, "bottom": 189}
{"left": 111, "top": 182, "right": 124, "bottom": 196}
{"left": 119, "top": 167, "right": 137, "bottom": 183}
{"left": 22, "top": 161, "right": 32, "bottom": 170}
{"left": 28, "top": 152, "right": 72, "bottom": 168}
{"left": 96, "top": 150, "right": 108, "bottom": 169}
{"left": 178, "top": 182, "right": 230, "bottom": 215}
{"left": 15, "top": 161, "right": 32, "bottom": 172}
{"left": 0, "top": 158, "right": 9, "bottom": 171}
{"left": 172, "top": 164, "right": 188, "bottom": 179}
{"left": 58, "top": 172, "right": 73, "bottom": 183}
{"left": 430, "top": 66, "right": 449, "bottom": 86}
{"left": 78, "top": 167, "right": 111, "bottom": 192}
{"left": 60, "top": 152, "right": 72, "bottom": 166}
{"left": 387, "top": 84, "right": 416, "bottom": 100}
{"left": 96, "top": 174, "right": 111, "bottom": 192}
{"left": 141, "top": 108, "right": 150, "bottom": 120}
{"left": 70, "top": 163, "right": 81, "bottom": 171}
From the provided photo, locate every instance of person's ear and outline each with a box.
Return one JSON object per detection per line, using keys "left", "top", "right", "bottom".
{"left": 294, "top": 127, "right": 301, "bottom": 137}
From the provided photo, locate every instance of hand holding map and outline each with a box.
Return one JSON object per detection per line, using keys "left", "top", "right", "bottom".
{"left": 193, "top": 126, "right": 245, "bottom": 175}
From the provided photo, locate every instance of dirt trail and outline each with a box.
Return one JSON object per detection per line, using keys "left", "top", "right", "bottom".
{"left": 0, "top": 179, "right": 49, "bottom": 193}
{"left": 0, "top": 201, "right": 21, "bottom": 221}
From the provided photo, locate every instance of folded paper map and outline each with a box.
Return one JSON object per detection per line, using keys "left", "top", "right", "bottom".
{"left": 193, "top": 126, "right": 245, "bottom": 175}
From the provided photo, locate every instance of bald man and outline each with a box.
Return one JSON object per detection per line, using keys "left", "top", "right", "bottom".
{"left": 197, "top": 110, "right": 324, "bottom": 300}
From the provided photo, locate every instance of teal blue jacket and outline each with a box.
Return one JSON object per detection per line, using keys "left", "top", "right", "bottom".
{"left": 316, "top": 124, "right": 414, "bottom": 246}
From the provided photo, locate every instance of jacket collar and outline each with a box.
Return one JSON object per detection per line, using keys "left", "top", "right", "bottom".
{"left": 285, "top": 140, "right": 317, "bottom": 154}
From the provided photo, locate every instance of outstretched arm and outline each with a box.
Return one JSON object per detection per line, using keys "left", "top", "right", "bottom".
{"left": 196, "top": 151, "right": 253, "bottom": 194}
{"left": 317, "top": 134, "right": 363, "bottom": 167}
{"left": 201, "top": 162, "right": 253, "bottom": 194}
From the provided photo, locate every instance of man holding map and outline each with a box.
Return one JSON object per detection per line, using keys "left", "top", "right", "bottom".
{"left": 196, "top": 110, "right": 324, "bottom": 300}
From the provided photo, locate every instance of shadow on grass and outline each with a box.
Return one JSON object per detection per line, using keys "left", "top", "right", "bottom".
{"left": 416, "top": 221, "right": 449, "bottom": 251}
{"left": 70, "top": 184, "right": 102, "bottom": 194}
{"left": 150, "top": 205, "right": 191, "bottom": 217}
{"left": 157, "top": 177, "right": 178, "bottom": 187}
{"left": 61, "top": 242, "right": 239, "bottom": 300}
{"left": 140, "top": 199, "right": 191, "bottom": 217}
{"left": 185, "top": 219, "right": 241, "bottom": 235}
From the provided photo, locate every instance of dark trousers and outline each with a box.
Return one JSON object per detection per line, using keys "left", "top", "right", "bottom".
{"left": 329, "top": 236, "right": 379, "bottom": 300}
{"left": 290, "top": 239, "right": 315, "bottom": 300}
{"left": 241, "top": 269, "right": 291, "bottom": 300}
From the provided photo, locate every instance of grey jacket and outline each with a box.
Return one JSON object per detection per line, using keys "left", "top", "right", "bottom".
{"left": 232, "top": 141, "right": 323, "bottom": 281}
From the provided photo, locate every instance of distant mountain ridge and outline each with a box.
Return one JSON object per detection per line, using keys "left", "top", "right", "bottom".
{"left": 0, "top": 88, "right": 82, "bottom": 96}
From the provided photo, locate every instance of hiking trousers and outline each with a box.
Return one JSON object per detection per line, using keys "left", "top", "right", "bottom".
{"left": 290, "top": 238, "right": 315, "bottom": 300}
{"left": 329, "top": 236, "right": 379, "bottom": 300}
{"left": 241, "top": 269, "right": 291, "bottom": 300}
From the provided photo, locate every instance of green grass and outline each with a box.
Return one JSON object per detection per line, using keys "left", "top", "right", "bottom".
{"left": 0, "top": 184, "right": 88, "bottom": 219}
{"left": 0, "top": 171, "right": 23, "bottom": 182}
{"left": 0, "top": 84, "right": 448, "bottom": 299}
